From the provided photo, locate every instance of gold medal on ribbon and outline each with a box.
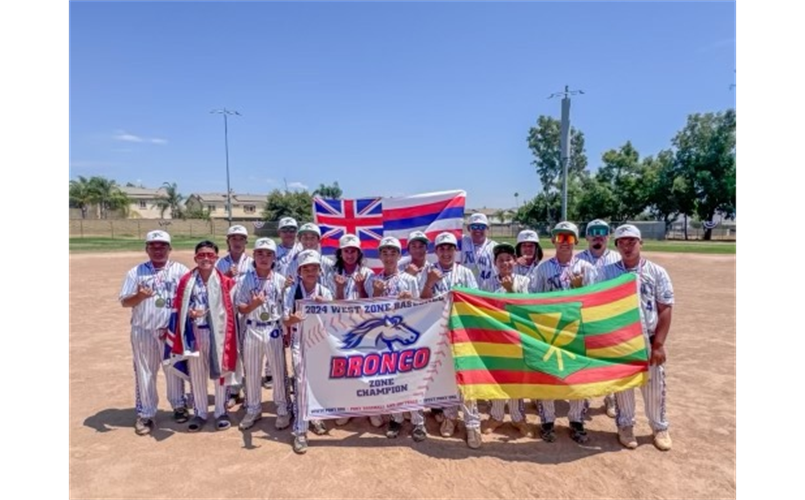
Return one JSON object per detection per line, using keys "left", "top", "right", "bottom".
{"left": 260, "top": 311, "right": 270, "bottom": 321}
{"left": 155, "top": 298, "right": 166, "bottom": 308}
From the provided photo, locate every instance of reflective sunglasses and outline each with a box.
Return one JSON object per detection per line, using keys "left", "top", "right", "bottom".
{"left": 554, "top": 233, "right": 578, "bottom": 244}
{"left": 195, "top": 252, "right": 218, "bottom": 260}
{"left": 587, "top": 227, "right": 610, "bottom": 237}
{"left": 469, "top": 224, "right": 487, "bottom": 231}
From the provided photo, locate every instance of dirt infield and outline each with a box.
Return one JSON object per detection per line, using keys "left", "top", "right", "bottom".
{"left": 69, "top": 250, "right": 735, "bottom": 499}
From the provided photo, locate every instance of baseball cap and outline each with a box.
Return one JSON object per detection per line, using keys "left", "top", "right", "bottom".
{"left": 297, "top": 223, "right": 321, "bottom": 238}
{"left": 227, "top": 225, "right": 248, "bottom": 237}
{"left": 468, "top": 213, "right": 489, "bottom": 227}
{"left": 339, "top": 234, "right": 361, "bottom": 250}
{"left": 434, "top": 232, "right": 458, "bottom": 247}
{"left": 253, "top": 237, "right": 277, "bottom": 252}
{"left": 551, "top": 221, "right": 579, "bottom": 239}
{"left": 378, "top": 236, "right": 402, "bottom": 251}
{"left": 145, "top": 230, "right": 171, "bottom": 245}
{"left": 296, "top": 249, "right": 322, "bottom": 269}
{"left": 493, "top": 242, "right": 516, "bottom": 258}
{"left": 407, "top": 230, "right": 430, "bottom": 246}
{"left": 278, "top": 217, "right": 298, "bottom": 230}
{"left": 586, "top": 219, "right": 610, "bottom": 235}
{"left": 613, "top": 224, "right": 642, "bottom": 240}
{"left": 516, "top": 229, "right": 540, "bottom": 245}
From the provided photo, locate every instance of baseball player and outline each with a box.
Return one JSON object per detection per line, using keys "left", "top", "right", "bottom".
{"left": 576, "top": 219, "right": 623, "bottom": 419}
{"left": 275, "top": 217, "right": 303, "bottom": 276}
{"left": 235, "top": 238, "right": 291, "bottom": 431}
{"left": 329, "top": 233, "right": 378, "bottom": 427}
{"left": 513, "top": 229, "right": 544, "bottom": 277}
{"left": 598, "top": 224, "right": 674, "bottom": 451}
{"left": 119, "top": 230, "right": 190, "bottom": 435}
{"left": 529, "top": 221, "right": 596, "bottom": 444}
{"left": 420, "top": 232, "right": 482, "bottom": 449}
{"left": 481, "top": 243, "right": 532, "bottom": 441}
{"left": 364, "top": 236, "right": 426, "bottom": 441}
{"left": 458, "top": 213, "right": 498, "bottom": 284}
{"left": 398, "top": 230, "right": 430, "bottom": 277}
{"left": 283, "top": 249, "right": 334, "bottom": 454}
{"left": 215, "top": 225, "right": 254, "bottom": 408}
{"left": 284, "top": 223, "right": 334, "bottom": 286}
{"left": 175, "top": 240, "right": 238, "bottom": 432}
{"left": 266, "top": 217, "right": 303, "bottom": 388}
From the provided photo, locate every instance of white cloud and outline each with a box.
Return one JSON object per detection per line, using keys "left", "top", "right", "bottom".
{"left": 112, "top": 130, "right": 167, "bottom": 144}
{"left": 247, "top": 176, "right": 278, "bottom": 185}
{"left": 113, "top": 131, "right": 144, "bottom": 142}
{"left": 287, "top": 181, "right": 309, "bottom": 191}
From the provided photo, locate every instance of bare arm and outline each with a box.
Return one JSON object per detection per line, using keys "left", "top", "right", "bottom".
{"left": 650, "top": 302, "right": 673, "bottom": 365}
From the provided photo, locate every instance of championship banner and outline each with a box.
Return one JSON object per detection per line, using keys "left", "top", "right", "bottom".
{"left": 299, "top": 296, "right": 460, "bottom": 420}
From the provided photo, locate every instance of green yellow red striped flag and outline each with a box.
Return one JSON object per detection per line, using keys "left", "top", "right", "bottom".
{"left": 449, "top": 273, "right": 648, "bottom": 400}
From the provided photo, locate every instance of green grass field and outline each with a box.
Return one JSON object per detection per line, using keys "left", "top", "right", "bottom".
{"left": 70, "top": 236, "right": 736, "bottom": 254}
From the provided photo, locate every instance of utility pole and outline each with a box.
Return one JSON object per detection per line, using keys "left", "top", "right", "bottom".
{"left": 210, "top": 108, "right": 241, "bottom": 225}
{"left": 548, "top": 85, "right": 584, "bottom": 221}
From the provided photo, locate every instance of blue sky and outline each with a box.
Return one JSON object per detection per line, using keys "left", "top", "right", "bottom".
{"left": 69, "top": 1, "right": 735, "bottom": 210}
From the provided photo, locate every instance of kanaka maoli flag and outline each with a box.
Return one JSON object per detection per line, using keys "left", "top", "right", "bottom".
{"left": 448, "top": 273, "right": 649, "bottom": 400}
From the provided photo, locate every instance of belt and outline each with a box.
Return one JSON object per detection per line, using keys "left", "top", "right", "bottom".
{"left": 195, "top": 324, "right": 210, "bottom": 329}
{"left": 247, "top": 319, "right": 279, "bottom": 328}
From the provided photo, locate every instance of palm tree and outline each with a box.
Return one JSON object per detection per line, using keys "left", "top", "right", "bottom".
{"left": 87, "top": 176, "right": 130, "bottom": 219}
{"left": 494, "top": 209, "right": 510, "bottom": 224}
{"left": 154, "top": 182, "right": 184, "bottom": 219}
{"left": 312, "top": 182, "right": 343, "bottom": 199}
{"left": 69, "top": 176, "right": 94, "bottom": 219}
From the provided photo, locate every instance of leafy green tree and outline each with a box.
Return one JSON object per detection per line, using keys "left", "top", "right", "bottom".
{"left": 262, "top": 189, "right": 314, "bottom": 223}
{"left": 69, "top": 176, "right": 94, "bottom": 219}
{"left": 595, "top": 141, "right": 653, "bottom": 221}
{"left": 154, "top": 182, "right": 184, "bottom": 219}
{"left": 527, "top": 115, "right": 588, "bottom": 195}
{"left": 312, "top": 182, "right": 343, "bottom": 199}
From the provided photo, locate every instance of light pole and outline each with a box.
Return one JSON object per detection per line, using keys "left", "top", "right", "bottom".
{"left": 548, "top": 85, "right": 584, "bottom": 221}
{"left": 210, "top": 108, "right": 241, "bottom": 225}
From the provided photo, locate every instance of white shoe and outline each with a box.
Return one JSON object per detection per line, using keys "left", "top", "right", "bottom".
{"left": 440, "top": 418, "right": 456, "bottom": 437}
{"left": 369, "top": 415, "right": 384, "bottom": 428}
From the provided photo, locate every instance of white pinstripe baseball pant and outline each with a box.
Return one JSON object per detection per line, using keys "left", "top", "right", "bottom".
{"left": 615, "top": 362, "right": 668, "bottom": 431}
{"left": 131, "top": 326, "right": 186, "bottom": 419}
{"left": 443, "top": 399, "right": 481, "bottom": 430}
{"left": 392, "top": 410, "right": 424, "bottom": 425}
{"left": 290, "top": 328, "right": 325, "bottom": 436}
{"left": 490, "top": 399, "right": 525, "bottom": 422}
{"left": 188, "top": 325, "right": 228, "bottom": 420}
{"left": 242, "top": 320, "right": 288, "bottom": 416}
{"left": 537, "top": 399, "right": 585, "bottom": 424}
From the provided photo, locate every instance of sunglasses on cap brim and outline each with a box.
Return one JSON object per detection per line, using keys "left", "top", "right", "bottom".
{"left": 553, "top": 233, "right": 578, "bottom": 244}
{"left": 468, "top": 224, "right": 487, "bottom": 231}
{"left": 587, "top": 227, "right": 610, "bottom": 237}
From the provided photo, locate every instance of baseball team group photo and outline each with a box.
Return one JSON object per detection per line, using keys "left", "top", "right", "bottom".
{"left": 68, "top": 2, "right": 736, "bottom": 499}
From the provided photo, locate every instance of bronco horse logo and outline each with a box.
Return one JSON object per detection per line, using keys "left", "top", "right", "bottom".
{"left": 341, "top": 315, "right": 421, "bottom": 352}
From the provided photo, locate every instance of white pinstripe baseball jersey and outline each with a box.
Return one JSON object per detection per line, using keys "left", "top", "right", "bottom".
{"left": 576, "top": 248, "right": 622, "bottom": 269}
{"left": 528, "top": 256, "right": 596, "bottom": 293}
{"left": 215, "top": 253, "right": 254, "bottom": 279}
{"left": 458, "top": 236, "right": 498, "bottom": 283}
{"left": 282, "top": 282, "right": 334, "bottom": 318}
{"left": 513, "top": 261, "right": 539, "bottom": 278}
{"left": 236, "top": 269, "right": 286, "bottom": 323}
{"left": 480, "top": 273, "right": 530, "bottom": 294}
{"left": 326, "top": 265, "right": 374, "bottom": 299}
{"left": 365, "top": 270, "right": 421, "bottom": 298}
{"left": 276, "top": 242, "right": 303, "bottom": 276}
{"left": 419, "top": 262, "right": 478, "bottom": 295}
{"left": 119, "top": 260, "right": 189, "bottom": 330}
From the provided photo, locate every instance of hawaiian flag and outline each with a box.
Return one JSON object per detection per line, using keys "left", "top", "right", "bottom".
{"left": 313, "top": 190, "right": 466, "bottom": 270}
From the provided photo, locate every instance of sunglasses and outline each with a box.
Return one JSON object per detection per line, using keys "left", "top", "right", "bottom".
{"left": 554, "top": 233, "right": 578, "bottom": 244}
{"left": 587, "top": 227, "right": 610, "bottom": 237}
{"left": 195, "top": 252, "right": 218, "bottom": 260}
{"left": 280, "top": 227, "right": 297, "bottom": 233}
{"left": 469, "top": 224, "right": 487, "bottom": 231}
